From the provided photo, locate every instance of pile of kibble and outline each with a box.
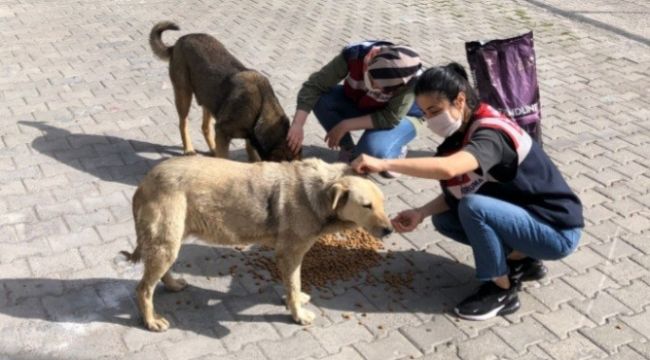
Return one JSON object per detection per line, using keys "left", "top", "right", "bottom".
{"left": 246, "top": 228, "right": 405, "bottom": 291}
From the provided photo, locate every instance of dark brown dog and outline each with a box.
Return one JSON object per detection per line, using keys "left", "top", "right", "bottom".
{"left": 149, "top": 21, "right": 299, "bottom": 161}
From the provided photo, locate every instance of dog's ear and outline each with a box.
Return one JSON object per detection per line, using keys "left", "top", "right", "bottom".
{"left": 252, "top": 77, "right": 290, "bottom": 158}
{"left": 329, "top": 183, "right": 349, "bottom": 210}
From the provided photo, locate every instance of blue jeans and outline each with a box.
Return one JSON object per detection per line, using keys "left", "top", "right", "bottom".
{"left": 432, "top": 194, "right": 581, "bottom": 281}
{"left": 312, "top": 85, "right": 421, "bottom": 159}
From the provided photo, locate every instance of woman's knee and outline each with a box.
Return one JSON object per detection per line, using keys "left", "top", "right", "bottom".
{"left": 555, "top": 228, "right": 581, "bottom": 259}
{"left": 457, "top": 194, "right": 491, "bottom": 219}
{"left": 312, "top": 97, "right": 331, "bottom": 121}
{"left": 312, "top": 88, "right": 343, "bottom": 121}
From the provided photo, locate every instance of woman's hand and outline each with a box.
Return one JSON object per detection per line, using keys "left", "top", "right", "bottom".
{"left": 351, "top": 154, "right": 387, "bottom": 174}
{"left": 286, "top": 122, "right": 304, "bottom": 155}
{"left": 391, "top": 208, "right": 424, "bottom": 233}
{"left": 324, "top": 121, "right": 351, "bottom": 149}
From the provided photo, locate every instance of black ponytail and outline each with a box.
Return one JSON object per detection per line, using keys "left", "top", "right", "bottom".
{"left": 415, "top": 62, "right": 479, "bottom": 112}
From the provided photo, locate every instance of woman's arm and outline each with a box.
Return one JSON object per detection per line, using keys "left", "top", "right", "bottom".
{"left": 392, "top": 194, "right": 449, "bottom": 232}
{"left": 324, "top": 114, "right": 374, "bottom": 148}
{"left": 352, "top": 151, "right": 480, "bottom": 180}
{"left": 295, "top": 54, "right": 349, "bottom": 116}
{"left": 417, "top": 193, "right": 450, "bottom": 217}
{"left": 325, "top": 88, "right": 414, "bottom": 148}
{"left": 370, "top": 86, "right": 415, "bottom": 129}
{"left": 290, "top": 54, "right": 349, "bottom": 152}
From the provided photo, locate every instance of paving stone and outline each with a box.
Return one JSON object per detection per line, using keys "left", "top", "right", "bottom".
{"left": 503, "top": 290, "right": 551, "bottom": 323}
{"left": 580, "top": 320, "right": 646, "bottom": 354}
{"left": 27, "top": 248, "right": 86, "bottom": 277}
{"left": 47, "top": 227, "right": 102, "bottom": 252}
{"left": 493, "top": 316, "right": 556, "bottom": 354}
{"left": 0, "top": 237, "right": 50, "bottom": 263}
{"left": 613, "top": 215, "right": 650, "bottom": 234}
{"left": 563, "top": 246, "right": 607, "bottom": 273}
{"left": 122, "top": 345, "right": 167, "bottom": 360}
{"left": 0, "top": 258, "right": 32, "bottom": 281}
{"left": 122, "top": 325, "right": 188, "bottom": 353}
{"left": 599, "top": 258, "right": 649, "bottom": 286}
{"left": 0, "top": 208, "right": 37, "bottom": 227}
{"left": 309, "top": 319, "right": 373, "bottom": 354}
{"left": 620, "top": 310, "right": 650, "bottom": 340}
{"left": 563, "top": 269, "right": 620, "bottom": 297}
{"left": 18, "top": 217, "right": 69, "bottom": 243}
{"left": 35, "top": 199, "right": 85, "bottom": 220}
{"left": 354, "top": 331, "right": 421, "bottom": 360}
{"left": 218, "top": 320, "right": 280, "bottom": 353}
{"left": 400, "top": 316, "right": 465, "bottom": 354}
{"left": 456, "top": 331, "right": 516, "bottom": 360}
{"left": 526, "top": 279, "right": 585, "bottom": 310}
{"left": 77, "top": 237, "right": 132, "bottom": 268}
{"left": 307, "top": 346, "right": 364, "bottom": 360}
{"left": 352, "top": 307, "right": 422, "bottom": 337}
{"left": 541, "top": 258, "right": 577, "bottom": 282}
{"left": 591, "top": 240, "right": 640, "bottom": 261}
{"left": 629, "top": 342, "right": 650, "bottom": 359}
{"left": 604, "top": 346, "right": 649, "bottom": 360}
{"left": 197, "top": 343, "right": 267, "bottom": 360}
{"left": 258, "top": 330, "right": 326, "bottom": 360}
{"left": 96, "top": 221, "right": 134, "bottom": 242}
{"left": 64, "top": 208, "right": 115, "bottom": 232}
{"left": 159, "top": 334, "right": 228, "bottom": 359}
{"left": 534, "top": 306, "right": 595, "bottom": 339}
{"left": 539, "top": 333, "right": 607, "bottom": 360}
{"left": 571, "top": 291, "right": 634, "bottom": 325}
{"left": 417, "top": 345, "right": 461, "bottom": 360}
{"left": 502, "top": 345, "right": 553, "bottom": 360}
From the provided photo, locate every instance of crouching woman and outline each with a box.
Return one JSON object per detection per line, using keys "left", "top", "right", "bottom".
{"left": 352, "top": 63, "right": 584, "bottom": 320}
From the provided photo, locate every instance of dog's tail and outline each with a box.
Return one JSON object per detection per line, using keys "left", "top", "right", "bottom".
{"left": 149, "top": 21, "right": 180, "bottom": 61}
{"left": 120, "top": 186, "right": 147, "bottom": 263}
{"left": 120, "top": 248, "right": 141, "bottom": 263}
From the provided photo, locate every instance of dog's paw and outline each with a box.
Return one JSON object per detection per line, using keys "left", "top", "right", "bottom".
{"left": 292, "top": 308, "right": 316, "bottom": 325}
{"left": 145, "top": 314, "right": 170, "bottom": 332}
{"left": 183, "top": 149, "right": 197, "bottom": 156}
{"left": 164, "top": 278, "right": 187, "bottom": 292}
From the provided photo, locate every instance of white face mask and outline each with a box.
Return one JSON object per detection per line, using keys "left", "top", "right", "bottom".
{"left": 364, "top": 71, "right": 380, "bottom": 92}
{"left": 426, "top": 110, "right": 462, "bottom": 138}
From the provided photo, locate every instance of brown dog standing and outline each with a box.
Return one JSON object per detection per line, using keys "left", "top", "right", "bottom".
{"left": 149, "top": 21, "right": 299, "bottom": 161}
{"left": 121, "top": 156, "right": 392, "bottom": 331}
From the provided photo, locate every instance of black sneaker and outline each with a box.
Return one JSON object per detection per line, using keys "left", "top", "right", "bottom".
{"left": 507, "top": 257, "right": 548, "bottom": 282}
{"left": 454, "top": 282, "right": 520, "bottom": 321}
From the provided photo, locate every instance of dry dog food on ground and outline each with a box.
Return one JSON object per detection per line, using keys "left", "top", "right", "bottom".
{"left": 246, "top": 228, "right": 415, "bottom": 293}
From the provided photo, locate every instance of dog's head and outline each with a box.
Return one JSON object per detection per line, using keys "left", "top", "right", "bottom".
{"left": 329, "top": 176, "right": 393, "bottom": 238}
{"left": 267, "top": 120, "right": 302, "bottom": 162}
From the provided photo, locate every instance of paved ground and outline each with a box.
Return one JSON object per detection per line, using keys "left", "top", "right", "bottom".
{"left": 1, "top": 1, "right": 649, "bottom": 359}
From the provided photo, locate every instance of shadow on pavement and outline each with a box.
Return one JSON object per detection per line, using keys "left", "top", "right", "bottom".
{"left": 19, "top": 121, "right": 336, "bottom": 186}
{"left": 0, "top": 243, "right": 475, "bottom": 347}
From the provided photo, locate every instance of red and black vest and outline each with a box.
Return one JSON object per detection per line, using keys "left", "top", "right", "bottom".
{"left": 438, "top": 103, "right": 584, "bottom": 229}
{"left": 341, "top": 41, "right": 394, "bottom": 110}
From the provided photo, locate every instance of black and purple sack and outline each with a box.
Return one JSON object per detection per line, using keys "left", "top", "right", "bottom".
{"left": 466, "top": 31, "right": 543, "bottom": 145}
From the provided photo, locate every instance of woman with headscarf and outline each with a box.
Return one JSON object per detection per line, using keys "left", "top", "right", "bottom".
{"left": 287, "top": 41, "right": 423, "bottom": 177}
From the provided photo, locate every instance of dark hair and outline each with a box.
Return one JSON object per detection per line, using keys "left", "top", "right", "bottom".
{"left": 414, "top": 62, "right": 479, "bottom": 112}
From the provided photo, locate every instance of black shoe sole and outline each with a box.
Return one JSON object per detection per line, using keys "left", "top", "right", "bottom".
{"left": 454, "top": 297, "right": 520, "bottom": 321}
